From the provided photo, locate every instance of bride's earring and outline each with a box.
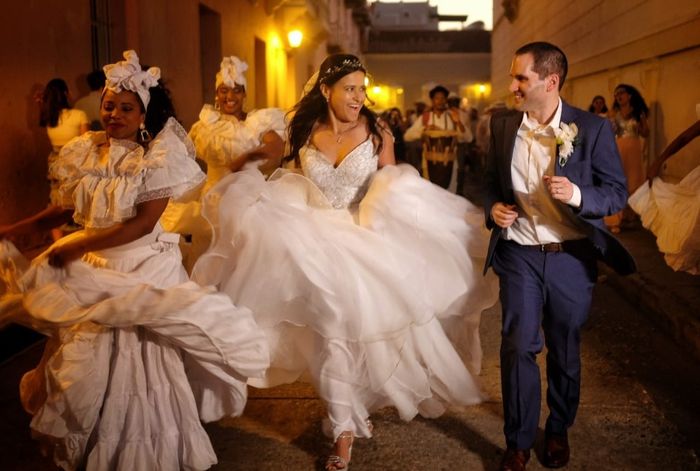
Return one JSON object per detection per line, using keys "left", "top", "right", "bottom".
{"left": 214, "top": 100, "right": 221, "bottom": 110}
{"left": 139, "top": 122, "right": 152, "bottom": 142}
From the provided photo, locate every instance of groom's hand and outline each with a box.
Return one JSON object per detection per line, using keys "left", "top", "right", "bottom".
{"left": 491, "top": 202, "right": 518, "bottom": 228}
{"left": 544, "top": 175, "right": 574, "bottom": 202}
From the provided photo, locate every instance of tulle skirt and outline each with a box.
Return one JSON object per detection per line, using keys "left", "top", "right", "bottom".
{"left": 0, "top": 224, "right": 269, "bottom": 470}
{"left": 191, "top": 165, "right": 499, "bottom": 439}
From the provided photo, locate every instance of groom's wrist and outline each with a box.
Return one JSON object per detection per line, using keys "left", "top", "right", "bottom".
{"left": 565, "top": 184, "right": 582, "bottom": 208}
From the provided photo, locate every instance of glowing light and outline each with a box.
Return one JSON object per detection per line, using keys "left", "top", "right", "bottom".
{"left": 372, "top": 86, "right": 382, "bottom": 95}
{"left": 287, "top": 30, "right": 303, "bottom": 48}
{"left": 364, "top": 76, "right": 370, "bottom": 87}
{"left": 396, "top": 88, "right": 404, "bottom": 94}
{"left": 478, "top": 84, "right": 486, "bottom": 94}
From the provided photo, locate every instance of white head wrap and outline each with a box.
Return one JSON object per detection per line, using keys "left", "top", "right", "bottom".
{"left": 103, "top": 50, "right": 160, "bottom": 109}
{"left": 216, "top": 56, "right": 248, "bottom": 90}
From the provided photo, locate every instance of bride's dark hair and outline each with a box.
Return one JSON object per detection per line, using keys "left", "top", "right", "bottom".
{"left": 285, "top": 54, "right": 384, "bottom": 167}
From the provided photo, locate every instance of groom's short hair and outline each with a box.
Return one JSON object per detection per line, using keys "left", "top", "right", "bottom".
{"left": 515, "top": 42, "right": 568, "bottom": 90}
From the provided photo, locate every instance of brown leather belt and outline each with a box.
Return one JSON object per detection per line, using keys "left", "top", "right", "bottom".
{"left": 537, "top": 243, "right": 564, "bottom": 252}
{"left": 505, "top": 239, "right": 589, "bottom": 253}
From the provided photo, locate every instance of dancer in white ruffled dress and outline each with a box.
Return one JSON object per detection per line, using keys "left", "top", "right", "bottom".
{"left": 0, "top": 51, "right": 269, "bottom": 471}
{"left": 630, "top": 116, "right": 700, "bottom": 274}
{"left": 191, "top": 54, "right": 499, "bottom": 470}
{"left": 160, "top": 56, "right": 285, "bottom": 270}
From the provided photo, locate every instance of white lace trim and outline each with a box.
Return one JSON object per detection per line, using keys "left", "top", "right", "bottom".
{"left": 136, "top": 187, "right": 174, "bottom": 205}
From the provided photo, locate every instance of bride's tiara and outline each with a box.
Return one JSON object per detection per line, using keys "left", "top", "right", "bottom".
{"left": 319, "top": 58, "right": 364, "bottom": 83}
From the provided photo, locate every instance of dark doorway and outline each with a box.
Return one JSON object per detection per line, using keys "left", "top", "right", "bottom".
{"left": 199, "top": 4, "right": 222, "bottom": 105}
{"left": 254, "top": 37, "right": 267, "bottom": 108}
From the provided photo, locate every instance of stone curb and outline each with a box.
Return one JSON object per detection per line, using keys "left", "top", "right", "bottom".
{"left": 601, "top": 265, "right": 700, "bottom": 362}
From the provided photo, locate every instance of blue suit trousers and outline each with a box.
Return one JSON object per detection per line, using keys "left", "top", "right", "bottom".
{"left": 492, "top": 240, "right": 597, "bottom": 449}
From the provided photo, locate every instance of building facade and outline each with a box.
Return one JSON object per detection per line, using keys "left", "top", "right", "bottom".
{"left": 364, "top": 2, "right": 489, "bottom": 113}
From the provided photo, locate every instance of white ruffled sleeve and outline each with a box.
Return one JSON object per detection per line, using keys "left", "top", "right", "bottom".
{"left": 245, "top": 108, "right": 287, "bottom": 141}
{"left": 138, "top": 118, "right": 206, "bottom": 204}
{"left": 49, "top": 133, "right": 102, "bottom": 208}
{"left": 188, "top": 106, "right": 257, "bottom": 168}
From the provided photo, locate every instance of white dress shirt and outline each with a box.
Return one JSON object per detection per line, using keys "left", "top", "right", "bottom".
{"left": 504, "top": 99, "right": 587, "bottom": 245}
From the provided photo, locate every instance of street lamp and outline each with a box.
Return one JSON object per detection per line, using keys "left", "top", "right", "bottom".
{"left": 287, "top": 30, "right": 303, "bottom": 48}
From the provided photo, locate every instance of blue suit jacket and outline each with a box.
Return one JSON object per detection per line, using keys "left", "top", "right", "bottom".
{"left": 482, "top": 101, "right": 636, "bottom": 275}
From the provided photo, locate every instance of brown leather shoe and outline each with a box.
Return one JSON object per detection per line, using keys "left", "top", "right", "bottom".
{"left": 542, "top": 433, "right": 570, "bottom": 468}
{"left": 499, "top": 448, "right": 530, "bottom": 471}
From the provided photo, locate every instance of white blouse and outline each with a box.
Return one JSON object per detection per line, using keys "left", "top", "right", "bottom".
{"left": 189, "top": 105, "right": 286, "bottom": 187}
{"left": 49, "top": 118, "right": 205, "bottom": 229}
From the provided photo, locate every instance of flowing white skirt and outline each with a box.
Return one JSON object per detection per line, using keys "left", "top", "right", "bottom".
{"left": 191, "top": 165, "right": 499, "bottom": 439}
{"left": 0, "top": 224, "right": 269, "bottom": 471}
{"left": 629, "top": 165, "right": 700, "bottom": 274}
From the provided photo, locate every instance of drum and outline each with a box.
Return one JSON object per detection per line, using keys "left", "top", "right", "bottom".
{"left": 421, "top": 129, "right": 458, "bottom": 189}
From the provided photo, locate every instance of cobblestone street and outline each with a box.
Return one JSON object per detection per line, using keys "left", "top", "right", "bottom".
{"left": 3, "top": 278, "right": 697, "bottom": 470}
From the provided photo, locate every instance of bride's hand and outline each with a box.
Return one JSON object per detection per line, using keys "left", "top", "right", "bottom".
{"left": 647, "top": 158, "right": 663, "bottom": 186}
{"left": 47, "top": 242, "right": 84, "bottom": 268}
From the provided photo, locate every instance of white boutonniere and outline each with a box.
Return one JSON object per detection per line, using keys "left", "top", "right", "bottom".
{"left": 555, "top": 122, "right": 579, "bottom": 167}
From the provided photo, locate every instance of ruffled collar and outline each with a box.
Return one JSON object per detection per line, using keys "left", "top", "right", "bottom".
{"left": 85, "top": 130, "right": 143, "bottom": 152}
{"left": 198, "top": 104, "right": 249, "bottom": 126}
{"left": 56, "top": 117, "right": 200, "bottom": 229}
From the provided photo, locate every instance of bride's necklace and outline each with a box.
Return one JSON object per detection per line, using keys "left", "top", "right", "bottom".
{"left": 333, "top": 121, "right": 360, "bottom": 143}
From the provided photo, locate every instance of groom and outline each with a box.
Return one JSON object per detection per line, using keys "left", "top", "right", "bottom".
{"left": 482, "top": 42, "right": 635, "bottom": 470}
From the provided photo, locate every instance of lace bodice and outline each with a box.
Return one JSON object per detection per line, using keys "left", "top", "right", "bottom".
{"left": 300, "top": 139, "right": 378, "bottom": 209}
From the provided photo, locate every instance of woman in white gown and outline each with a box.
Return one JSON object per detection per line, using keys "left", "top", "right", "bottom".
{"left": 192, "top": 54, "right": 499, "bottom": 469}
{"left": 0, "top": 50, "right": 269, "bottom": 471}
{"left": 629, "top": 116, "right": 700, "bottom": 274}
{"left": 160, "top": 56, "right": 285, "bottom": 270}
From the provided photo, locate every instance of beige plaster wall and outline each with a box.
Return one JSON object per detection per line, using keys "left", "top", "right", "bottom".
{"left": 491, "top": 0, "right": 700, "bottom": 180}
{"left": 0, "top": 1, "right": 93, "bottom": 223}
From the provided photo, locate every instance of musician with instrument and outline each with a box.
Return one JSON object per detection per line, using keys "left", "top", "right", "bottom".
{"left": 404, "top": 85, "right": 471, "bottom": 189}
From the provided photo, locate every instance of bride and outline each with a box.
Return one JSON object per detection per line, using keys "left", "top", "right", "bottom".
{"left": 191, "top": 54, "right": 499, "bottom": 470}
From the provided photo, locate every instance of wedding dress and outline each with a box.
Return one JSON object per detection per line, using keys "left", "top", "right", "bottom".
{"left": 192, "top": 137, "right": 499, "bottom": 439}
{"left": 629, "top": 165, "right": 700, "bottom": 274}
{"left": 0, "top": 119, "right": 269, "bottom": 471}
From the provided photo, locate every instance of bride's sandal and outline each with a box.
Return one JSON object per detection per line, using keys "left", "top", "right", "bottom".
{"left": 325, "top": 431, "right": 354, "bottom": 470}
